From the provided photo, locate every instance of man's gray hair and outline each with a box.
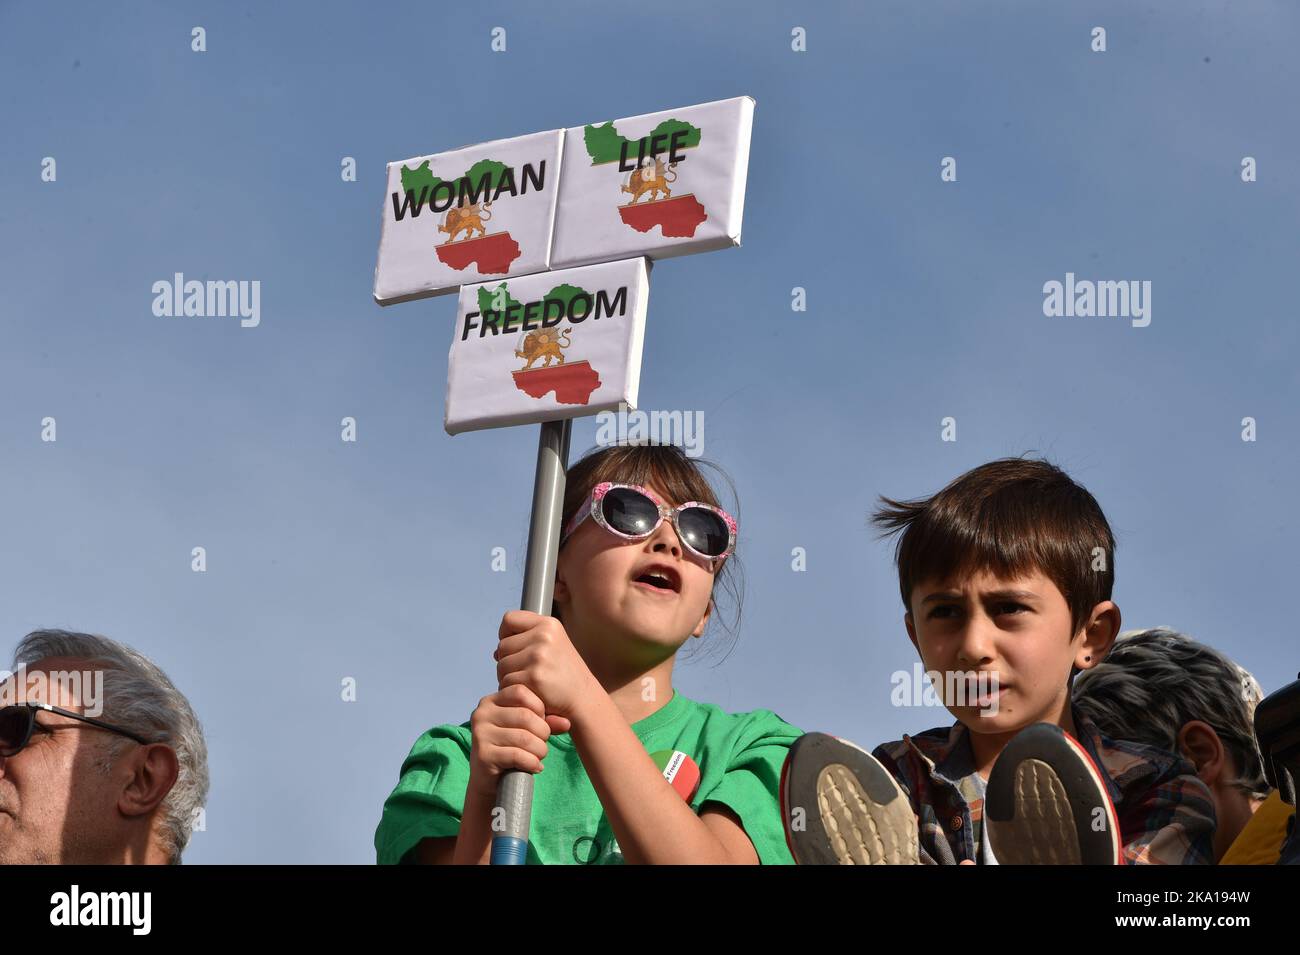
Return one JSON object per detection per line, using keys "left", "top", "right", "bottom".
{"left": 12, "top": 629, "right": 209, "bottom": 864}
{"left": 1074, "top": 627, "right": 1269, "bottom": 799}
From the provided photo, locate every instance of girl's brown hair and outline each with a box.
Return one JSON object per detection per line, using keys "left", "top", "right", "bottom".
{"left": 556, "top": 444, "right": 743, "bottom": 661}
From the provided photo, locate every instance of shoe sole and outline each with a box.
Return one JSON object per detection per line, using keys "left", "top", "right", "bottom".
{"left": 781, "top": 732, "right": 919, "bottom": 865}
{"left": 985, "top": 723, "right": 1122, "bottom": 865}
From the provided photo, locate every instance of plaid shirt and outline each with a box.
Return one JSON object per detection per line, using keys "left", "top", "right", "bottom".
{"left": 872, "top": 707, "right": 1217, "bottom": 865}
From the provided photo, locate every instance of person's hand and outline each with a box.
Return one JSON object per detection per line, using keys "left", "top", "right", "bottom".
{"left": 466, "top": 684, "right": 571, "bottom": 796}
{"left": 495, "top": 610, "right": 598, "bottom": 721}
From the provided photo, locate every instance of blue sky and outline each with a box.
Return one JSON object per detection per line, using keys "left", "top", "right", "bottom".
{"left": 1, "top": 0, "right": 1296, "bottom": 862}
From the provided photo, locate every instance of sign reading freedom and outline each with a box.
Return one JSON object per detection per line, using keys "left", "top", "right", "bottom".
{"left": 444, "top": 258, "right": 650, "bottom": 435}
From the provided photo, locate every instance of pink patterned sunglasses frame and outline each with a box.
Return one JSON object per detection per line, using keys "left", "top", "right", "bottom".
{"left": 560, "top": 481, "right": 738, "bottom": 564}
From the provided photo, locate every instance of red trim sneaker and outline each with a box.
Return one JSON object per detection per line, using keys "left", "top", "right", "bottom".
{"left": 985, "top": 722, "right": 1123, "bottom": 865}
{"left": 780, "top": 732, "right": 919, "bottom": 864}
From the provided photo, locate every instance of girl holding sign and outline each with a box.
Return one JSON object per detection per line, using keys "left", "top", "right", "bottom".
{"left": 375, "top": 444, "right": 802, "bottom": 864}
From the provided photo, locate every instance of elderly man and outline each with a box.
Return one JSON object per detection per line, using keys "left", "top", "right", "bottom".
{"left": 0, "top": 629, "right": 209, "bottom": 864}
{"left": 1073, "top": 627, "right": 1291, "bottom": 864}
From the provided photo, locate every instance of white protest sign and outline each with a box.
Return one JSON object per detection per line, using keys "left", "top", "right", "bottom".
{"left": 444, "top": 258, "right": 650, "bottom": 435}
{"left": 550, "top": 96, "right": 754, "bottom": 270}
{"left": 374, "top": 130, "right": 564, "bottom": 305}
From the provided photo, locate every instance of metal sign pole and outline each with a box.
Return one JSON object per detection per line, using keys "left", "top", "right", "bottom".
{"left": 490, "top": 416, "right": 572, "bottom": 865}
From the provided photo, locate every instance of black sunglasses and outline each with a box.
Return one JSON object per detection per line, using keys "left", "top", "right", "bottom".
{"left": 0, "top": 702, "right": 150, "bottom": 758}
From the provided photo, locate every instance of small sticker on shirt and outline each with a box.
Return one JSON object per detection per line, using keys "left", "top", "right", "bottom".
{"left": 651, "top": 749, "right": 701, "bottom": 801}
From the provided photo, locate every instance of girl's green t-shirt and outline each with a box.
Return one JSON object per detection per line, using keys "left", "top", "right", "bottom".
{"left": 375, "top": 690, "right": 803, "bottom": 865}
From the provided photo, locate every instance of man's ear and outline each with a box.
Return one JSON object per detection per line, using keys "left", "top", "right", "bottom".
{"left": 1075, "top": 600, "right": 1120, "bottom": 671}
{"left": 1177, "top": 720, "right": 1227, "bottom": 784}
{"left": 904, "top": 611, "right": 918, "bottom": 652}
{"left": 118, "top": 743, "right": 180, "bottom": 819}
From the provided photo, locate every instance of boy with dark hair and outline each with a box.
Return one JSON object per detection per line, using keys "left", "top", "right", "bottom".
{"left": 781, "top": 458, "right": 1217, "bottom": 864}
